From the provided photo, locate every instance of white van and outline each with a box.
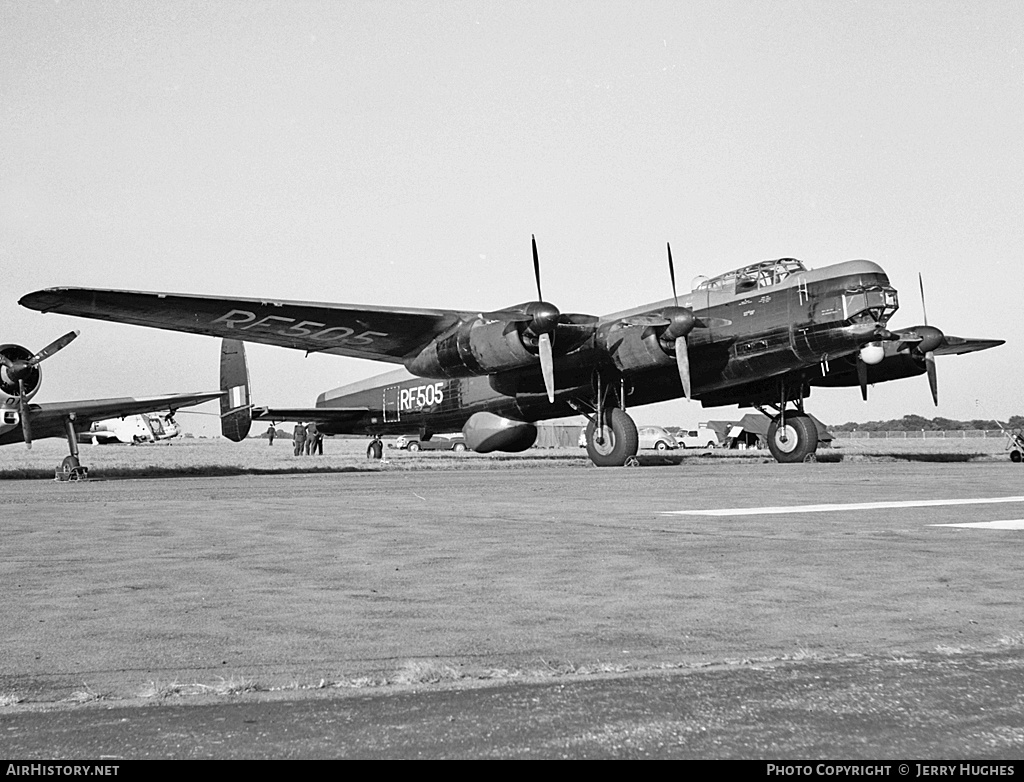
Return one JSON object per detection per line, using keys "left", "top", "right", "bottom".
{"left": 676, "top": 425, "right": 719, "bottom": 449}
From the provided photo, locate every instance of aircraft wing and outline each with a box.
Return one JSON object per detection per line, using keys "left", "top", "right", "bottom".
{"left": 19, "top": 288, "right": 474, "bottom": 363}
{"left": 20, "top": 391, "right": 224, "bottom": 442}
{"left": 932, "top": 336, "right": 1006, "bottom": 356}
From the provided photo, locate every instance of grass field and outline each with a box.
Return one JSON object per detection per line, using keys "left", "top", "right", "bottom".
{"left": 0, "top": 432, "right": 1017, "bottom": 480}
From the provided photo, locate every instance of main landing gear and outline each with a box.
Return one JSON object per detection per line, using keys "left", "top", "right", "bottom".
{"left": 574, "top": 373, "right": 640, "bottom": 467}
{"left": 757, "top": 387, "right": 819, "bottom": 464}
{"left": 585, "top": 408, "right": 640, "bottom": 467}
{"left": 55, "top": 416, "right": 88, "bottom": 482}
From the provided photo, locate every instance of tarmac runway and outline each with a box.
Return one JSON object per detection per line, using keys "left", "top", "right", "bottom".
{"left": 2, "top": 459, "right": 1024, "bottom": 758}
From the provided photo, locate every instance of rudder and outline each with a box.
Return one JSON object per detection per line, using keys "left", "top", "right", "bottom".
{"left": 220, "top": 339, "right": 251, "bottom": 441}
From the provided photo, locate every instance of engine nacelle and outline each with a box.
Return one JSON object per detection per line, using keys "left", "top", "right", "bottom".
{"left": 462, "top": 412, "right": 538, "bottom": 453}
{"left": 0, "top": 344, "right": 41, "bottom": 402}
{"left": 597, "top": 323, "right": 677, "bottom": 375}
{"left": 406, "top": 319, "right": 538, "bottom": 379}
{"left": 814, "top": 351, "right": 925, "bottom": 388}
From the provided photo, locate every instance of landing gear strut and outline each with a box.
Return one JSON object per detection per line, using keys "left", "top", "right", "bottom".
{"left": 758, "top": 382, "right": 819, "bottom": 464}
{"left": 55, "top": 416, "right": 88, "bottom": 482}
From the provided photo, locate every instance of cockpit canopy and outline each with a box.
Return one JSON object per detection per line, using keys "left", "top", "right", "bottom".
{"left": 694, "top": 258, "right": 807, "bottom": 295}
{"left": 842, "top": 285, "right": 899, "bottom": 325}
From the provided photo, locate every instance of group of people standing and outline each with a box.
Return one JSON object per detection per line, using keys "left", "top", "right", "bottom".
{"left": 292, "top": 421, "right": 323, "bottom": 455}
{"left": 264, "top": 422, "right": 324, "bottom": 455}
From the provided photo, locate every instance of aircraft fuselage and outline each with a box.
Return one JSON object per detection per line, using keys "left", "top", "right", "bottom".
{"left": 313, "top": 259, "right": 900, "bottom": 438}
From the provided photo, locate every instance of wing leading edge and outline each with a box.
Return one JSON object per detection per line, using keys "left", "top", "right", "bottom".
{"left": 19, "top": 288, "right": 474, "bottom": 363}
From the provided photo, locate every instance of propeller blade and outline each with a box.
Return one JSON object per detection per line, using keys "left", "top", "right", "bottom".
{"left": 857, "top": 357, "right": 869, "bottom": 402}
{"left": 538, "top": 332, "right": 555, "bottom": 403}
{"left": 667, "top": 243, "right": 678, "bottom": 306}
{"left": 926, "top": 350, "right": 938, "bottom": 405}
{"left": 675, "top": 335, "right": 691, "bottom": 400}
{"left": 30, "top": 330, "right": 79, "bottom": 365}
{"left": 919, "top": 273, "right": 929, "bottom": 326}
{"left": 532, "top": 234, "right": 543, "bottom": 302}
{"left": 18, "top": 380, "right": 32, "bottom": 449}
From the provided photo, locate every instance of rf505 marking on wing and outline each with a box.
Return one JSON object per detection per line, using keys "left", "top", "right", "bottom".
{"left": 212, "top": 309, "right": 389, "bottom": 346}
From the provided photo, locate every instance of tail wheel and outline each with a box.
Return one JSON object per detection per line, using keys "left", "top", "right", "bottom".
{"left": 366, "top": 440, "right": 383, "bottom": 460}
{"left": 767, "top": 413, "right": 819, "bottom": 464}
{"left": 1011, "top": 450, "right": 1022, "bottom": 463}
{"left": 585, "top": 409, "right": 639, "bottom": 467}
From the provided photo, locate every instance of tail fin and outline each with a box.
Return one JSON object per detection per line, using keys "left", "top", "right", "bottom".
{"left": 220, "top": 339, "right": 252, "bottom": 442}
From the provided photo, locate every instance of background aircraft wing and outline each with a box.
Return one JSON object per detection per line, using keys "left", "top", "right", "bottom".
{"left": 932, "top": 336, "right": 1006, "bottom": 356}
{"left": 20, "top": 288, "right": 473, "bottom": 363}
{"left": 22, "top": 391, "right": 224, "bottom": 442}
{"left": 252, "top": 406, "right": 368, "bottom": 427}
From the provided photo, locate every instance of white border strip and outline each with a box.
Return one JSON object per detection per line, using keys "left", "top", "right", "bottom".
{"left": 662, "top": 496, "right": 1024, "bottom": 517}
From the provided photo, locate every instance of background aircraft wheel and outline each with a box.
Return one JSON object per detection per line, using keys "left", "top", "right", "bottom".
{"left": 366, "top": 440, "right": 383, "bottom": 460}
{"left": 585, "top": 409, "right": 639, "bottom": 467}
{"left": 407, "top": 442, "right": 420, "bottom": 452}
{"left": 767, "top": 413, "right": 819, "bottom": 464}
{"left": 1011, "top": 450, "right": 1022, "bottom": 463}
{"left": 56, "top": 455, "right": 80, "bottom": 481}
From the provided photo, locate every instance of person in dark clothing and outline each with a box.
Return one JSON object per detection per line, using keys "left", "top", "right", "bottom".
{"left": 293, "top": 422, "right": 306, "bottom": 456}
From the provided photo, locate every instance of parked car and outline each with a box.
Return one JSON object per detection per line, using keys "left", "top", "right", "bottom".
{"left": 676, "top": 425, "right": 719, "bottom": 449}
{"left": 398, "top": 435, "right": 468, "bottom": 452}
{"left": 638, "top": 426, "right": 678, "bottom": 451}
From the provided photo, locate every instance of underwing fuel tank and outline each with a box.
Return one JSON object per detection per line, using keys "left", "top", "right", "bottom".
{"left": 462, "top": 412, "right": 537, "bottom": 453}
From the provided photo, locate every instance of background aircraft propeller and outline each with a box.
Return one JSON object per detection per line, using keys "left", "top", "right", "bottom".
{"left": 0, "top": 330, "right": 79, "bottom": 448}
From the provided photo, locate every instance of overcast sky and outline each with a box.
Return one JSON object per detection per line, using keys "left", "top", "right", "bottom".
{"left": 3, "top": 1, "right": 1021, "bottom": 436}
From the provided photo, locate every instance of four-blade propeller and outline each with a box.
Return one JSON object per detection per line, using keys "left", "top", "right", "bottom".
{"left": 0, "top": 330, "right": 79, "bottom": 448}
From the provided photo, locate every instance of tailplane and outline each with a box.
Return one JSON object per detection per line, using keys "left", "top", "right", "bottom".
{"left": 220, "top": 339, "right": 252, "bottom": 441}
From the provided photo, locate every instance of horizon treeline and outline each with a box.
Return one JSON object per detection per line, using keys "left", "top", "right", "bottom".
{"left": 832, "top": 415, "right": 1024, "bottom": 432}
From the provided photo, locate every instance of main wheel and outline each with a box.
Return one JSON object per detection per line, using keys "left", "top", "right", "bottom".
{"left": 767, "top": 413, "right": 819, "bottom": 464}
{"left": 366, "top": 440, "right": 383, "bottom": 460}
{"left": 585, "top": 409, "right": 640, "bottom": 467}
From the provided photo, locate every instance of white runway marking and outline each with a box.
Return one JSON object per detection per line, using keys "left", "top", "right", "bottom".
{"left": 932, "top": 520, "right": 1024, "bottom": 530}
{"left": 661, "top": 496, "right": 1024, "bottom": 517}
